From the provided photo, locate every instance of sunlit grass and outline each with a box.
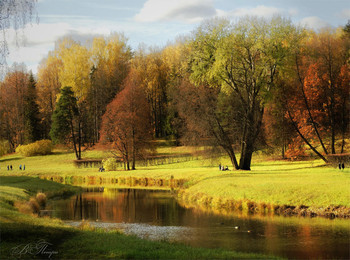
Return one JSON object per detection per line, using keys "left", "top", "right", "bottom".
{"left": 1, "top": 148, "right": 349, "bottom": 208}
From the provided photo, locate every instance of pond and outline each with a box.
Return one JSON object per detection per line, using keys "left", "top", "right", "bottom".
{"left": 49, "top": 189, "right": 350, "bottom": 259}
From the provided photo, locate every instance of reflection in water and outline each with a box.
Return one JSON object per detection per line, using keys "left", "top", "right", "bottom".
{"left": 50, "top": 189, "right": 350, "bottom": 259}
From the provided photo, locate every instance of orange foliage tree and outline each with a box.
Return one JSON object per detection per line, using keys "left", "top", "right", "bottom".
{"left": 100, "top": 70, "right": 153, "bottom": 170}
{"left": 286, "top": 29, "right": 349, "bottom": 161}
{"left": 0, "top": 64, "right": 29, "bottom": 151}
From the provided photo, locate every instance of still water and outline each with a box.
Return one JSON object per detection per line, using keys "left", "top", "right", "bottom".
{"left": 49, "top": 189, "right": 350, "bottom": 259}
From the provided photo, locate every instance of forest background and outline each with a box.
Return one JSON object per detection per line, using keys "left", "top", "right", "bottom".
{"left": 0, "top": 17, "right": 349, "bottom": 170}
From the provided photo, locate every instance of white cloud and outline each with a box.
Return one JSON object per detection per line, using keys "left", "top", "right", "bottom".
{"left": 339, "top": 9, "right": 350, "bottom": 19}
{"left": 288, "top": 8, "right": 298, "bottom": 17}
{"left": 6, "top": 20, "right": 114, "bottom": 74}
{"left": 216, "top": 5, "right": 298, "bottom": 20}
{"left": 134, "top": 0, "right": 216, "bottom": 23}
{"left": 299, "top": 16, "right": 330, "bottom": 30}
{"left": 229, "top": 5, "right": 282, "bottom": 18}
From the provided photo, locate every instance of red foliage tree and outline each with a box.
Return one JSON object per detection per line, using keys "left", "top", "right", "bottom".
{"left": 100, "top": 70, "right": 153, "bottom": 170}
{"left": 0, "top": 65, "right": 29, "bottom": 151}
{"left": 285, "top": 30, "right": 349, "bottom": 161}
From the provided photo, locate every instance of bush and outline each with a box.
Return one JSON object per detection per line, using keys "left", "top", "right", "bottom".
{"left": 36, "top": 192, "right": 47, "bottom": 208}
{"left": 28, "top": 198, "right": 40, "bottom": 214}
{"left": 102, "top": 158, "right": 118, "bottom": 171}
{"left": 16, "top": 140, "right": 53, "bottom": 157}
{"left": 0, "top": 140, "right": 10, "bottom": 156}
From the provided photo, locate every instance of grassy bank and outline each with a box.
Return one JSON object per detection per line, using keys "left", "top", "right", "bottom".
{"left": 0, "top": 176, "right": 279, "bottom": 259}
{"left": 1, "top": 147, "right": 349, "bottom": 217}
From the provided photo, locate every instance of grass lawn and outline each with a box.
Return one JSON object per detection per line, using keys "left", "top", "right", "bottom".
{"left": 0, "top": 145, "right": 349, "bottom": 258}
{"left": 1, "top": 148, "right": 349, "bottom": 210}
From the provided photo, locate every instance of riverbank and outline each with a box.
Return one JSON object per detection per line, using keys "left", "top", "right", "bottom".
{"left": 0, "top": 176, "right": 279, "bottom": 259}
{"left": 1, "top": 147, "right": 349, "bottom": 219}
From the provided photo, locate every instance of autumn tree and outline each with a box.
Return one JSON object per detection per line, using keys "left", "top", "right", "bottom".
{"left": 55, "top": 37, "right": 95, "bottom": 147}
{"left": 162, "top": 38, "right": 192, "bottom": 143}
{"left": 262, "top": 75, "right": 299, "bottom": 158}
{"left": 50, "top": 86, "right": 82, "bottom": 160}
{"left": 0, "top": 64, "right": 29, "bottom": 150}
{"left": 36, "top": 51, "right": 63, "bottom": 138}
{"left": 286, "top": 28, "right": 350, "bottom": 161}
{"left": 37, "top": 34, "right": 131, "bottom": 146}
{"left": 88, "top": 34, "right": 132, "bottom": 143}
{"left": 189, "top": 17, "right": 301, "bottom": 170}
{"left": 343, "top": 20, "right": 350, "bottom": 38}
{"left": 132, "top": 47, "right": 169, "bottom": 138}
{"left": 100, "top": 69, "right": 153, "bottom": 170}
{"left": 175, "top": 79, "right": 244, "bottom": 166}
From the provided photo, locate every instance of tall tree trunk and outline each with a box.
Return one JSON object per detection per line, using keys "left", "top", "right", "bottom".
{"left": 239, "top": 105, "right": 264, "bottom": 170}
{"left": 239, "top": 134, "right": 254, "bottom": 170}
{"left": 70, "top": 119, "right": 79, "bottom": 160}
{"left": 239, "top": 107, "right": 255, "bottom": 170}
{"left": 340, "top": 95, "right": 347, "bottom": 154}
{"left": 132, "top": 128, "right": 136, "bottom": 170}
{"left": 213, "top": 116, "right": 239, "bottom": 170}
{"left": 77, "top": 119, "right": 82, "bottom": 160}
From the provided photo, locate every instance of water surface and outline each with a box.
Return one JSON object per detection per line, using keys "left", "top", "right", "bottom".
{"left": 49, "top": 189, "right": 350, "bottom": 259}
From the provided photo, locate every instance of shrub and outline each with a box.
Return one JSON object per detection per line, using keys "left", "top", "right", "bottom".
{"left": 16, "top": 140, "right": 52, "bottom": 157}
{"left": 0, "top": 140, "right": 10, "bottom": 156}
{"left": 28, "top": 198, "right": 40, "bottom": 214}
{"left": 102, "top": 158, "right": 118, "bottom": 171}
{"left": 36, "top": 192, "right": 47, "bottom": 208}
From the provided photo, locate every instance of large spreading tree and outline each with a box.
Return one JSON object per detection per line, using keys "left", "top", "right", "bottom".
{"left": 188, "top": 17, "right": 302, "bottom": 170}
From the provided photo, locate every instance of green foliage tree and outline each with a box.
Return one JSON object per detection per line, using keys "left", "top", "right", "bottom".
{"left": 50, "top": 86, "right": 82, "bottom": 160}
{"left": 189, "top": 17, "right": 301, "bottom": 170}
{"left": 24, "top": 72, "right": 41, "bottom": 142}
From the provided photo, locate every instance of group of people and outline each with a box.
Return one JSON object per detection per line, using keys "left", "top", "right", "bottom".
{"left": 219, "top": 164, "right": 229, "bottom": 171}
{"left": 338, "top": 163, "right": 346, "bottom": 170}
{"left": 4, "top": 164, "right": 25, "bottom": 170}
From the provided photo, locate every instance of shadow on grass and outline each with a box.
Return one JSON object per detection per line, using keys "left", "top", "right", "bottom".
{"left": 0, "top": 157, "right": 22, "bottom": 163}
{"left": 0, "top": 222, "right": 76, "bottom": 259}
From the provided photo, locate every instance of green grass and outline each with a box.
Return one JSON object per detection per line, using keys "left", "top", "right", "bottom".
{"left": 183, "top": 164, "right": 350, "bottom": 208}
{"left": 0, "top": 176, "right": 278, "bottom": 259}
{"left": 59, "top": 229, "right": 277, "bottom": 259}
{"left": 1, "top": 149, "right": 349, "bottom": 209}
{"left": 0, "top": 176, "right": 80, "bottom": 198}
{"left": 0, "top": 146, "right": 348, "bottom": 258}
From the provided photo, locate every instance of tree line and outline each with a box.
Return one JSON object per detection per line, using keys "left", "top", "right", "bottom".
{"left": 0, "top": 17, "right": 349, "bottom": 170}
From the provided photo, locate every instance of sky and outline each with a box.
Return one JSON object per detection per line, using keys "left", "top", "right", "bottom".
{"left": 6, "top": 0, "right": 350, "bottom": 74}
